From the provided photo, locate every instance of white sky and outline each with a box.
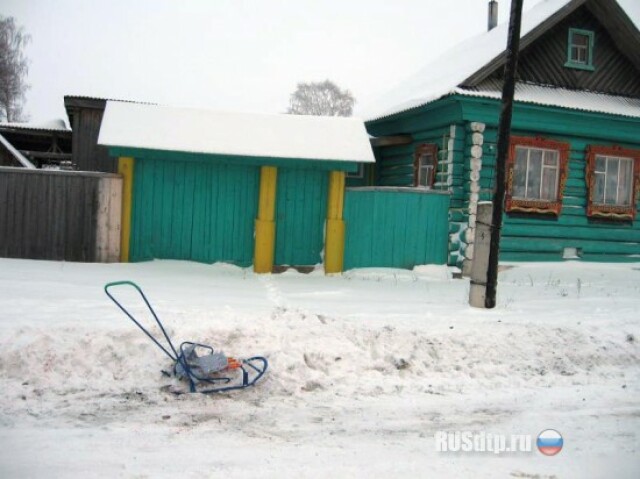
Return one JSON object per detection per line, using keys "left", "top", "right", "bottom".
{"left": 1, "top": 0, "right": 586, "bottom": 124}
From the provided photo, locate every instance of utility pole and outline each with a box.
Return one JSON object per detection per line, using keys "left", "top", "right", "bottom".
{"left": 484, "top": 0, "right": 524, "bottom": 308}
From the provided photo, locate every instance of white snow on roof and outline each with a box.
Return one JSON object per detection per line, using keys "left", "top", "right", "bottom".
{"left": 0, "top": 119, "right": 70, "bottom": 132}
{"left": 361, "top": 0, "right": 575, "bottom": 121}
{"left": 457, "top": 83, "right": 640, "bottom": 118}
{"left": 98, "top": 102, "right": 375, "bottom": 163}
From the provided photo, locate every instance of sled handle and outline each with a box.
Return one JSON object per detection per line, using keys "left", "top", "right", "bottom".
{"left": 104, "top": 281, "right": 179, "bottom": 362}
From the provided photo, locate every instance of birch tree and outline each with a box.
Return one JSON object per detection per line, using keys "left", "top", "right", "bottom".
{"left": 287, "top": 80, "right": 354, "bottom": 117}
{"left": 0, "top": 16, "right": 30, "bottom": 122}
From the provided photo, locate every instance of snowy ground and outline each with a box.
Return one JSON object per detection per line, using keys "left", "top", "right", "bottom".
{"left": 0, "top": 258, "right": 638, "bottom": 478}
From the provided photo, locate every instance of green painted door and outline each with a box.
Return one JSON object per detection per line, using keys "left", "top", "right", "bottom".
{"left": 130, "top": 158, "right": 259, "bottom": 266}
{"left": 275, "top": 168, "right": 328, "bottom": 266}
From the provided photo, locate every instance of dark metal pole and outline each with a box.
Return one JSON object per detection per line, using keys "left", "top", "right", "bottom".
{"left": 485, "top": 0, "right": 524, "bottom": 309}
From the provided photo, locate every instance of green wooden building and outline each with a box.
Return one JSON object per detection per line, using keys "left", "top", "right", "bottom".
{"left": 363, "top": 0, "right": 640, "bottom": 270}
{"left": 98, "top": 102, "right": 375, "bottom": 273}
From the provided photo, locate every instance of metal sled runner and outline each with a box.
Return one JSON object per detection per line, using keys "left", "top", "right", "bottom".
{"left": 104, "top": 281, "right": 268, "bottom": 394}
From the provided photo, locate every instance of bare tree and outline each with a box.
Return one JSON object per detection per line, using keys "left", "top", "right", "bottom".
{"left": 0, "top": 16, "right": 30, "bottom": 122}
{"left": 287, "top": 80, "right": 355, "bottom": 117}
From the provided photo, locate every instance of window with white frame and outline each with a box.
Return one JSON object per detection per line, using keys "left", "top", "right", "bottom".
{"left": 512, "top": 146, "right": 560, "bottom": 201}
{"left": 592, "top": 155, "right": 634, "bottom": 206}
{"left": 506, "top": 136, "right": 569, "bottom": 215}
{"left": 414, "top": 144, "right": 437, "bottom": 188}
{"left": 586, "top": 145, "right": 639, "bottom": 220}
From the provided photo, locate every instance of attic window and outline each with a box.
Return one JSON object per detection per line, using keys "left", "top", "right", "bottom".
{"left": 565, "top": 28, "right": 595, "bottom": 71}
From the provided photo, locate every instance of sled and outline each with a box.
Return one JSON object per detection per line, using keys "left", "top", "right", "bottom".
{"left": 104, "top": 281, "right": 268, "bottom": 394}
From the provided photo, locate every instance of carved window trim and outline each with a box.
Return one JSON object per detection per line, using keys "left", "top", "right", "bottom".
{"left": 505, "top": 136, "right": 570, "bottom": 216}
{"left": 414, "top": 143, "right": 438, "bottom": 188}
{"left": 586, "top": 145, "right": 640, "bottom": 221}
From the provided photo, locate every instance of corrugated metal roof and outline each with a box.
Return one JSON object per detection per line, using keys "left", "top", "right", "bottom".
{"left": 64, "top": 95, "right": 154, "bottom": 105}
{"left": 0, "top": 119, "right": 70, "bottom": 132}
{"left": 455, "top": 83, "right": 640, "bottom": 119}
{"left": 63, "top": 95, "right": 111, "bottom": 102}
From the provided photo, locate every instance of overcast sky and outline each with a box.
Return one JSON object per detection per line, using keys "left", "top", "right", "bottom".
{"left": 0, "top": 0, "right": 608, "bottom": 124}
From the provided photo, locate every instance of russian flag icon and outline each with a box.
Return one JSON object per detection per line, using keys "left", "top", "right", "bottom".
{"left": 537, "top": 429, "right": 563, "bottom": 456}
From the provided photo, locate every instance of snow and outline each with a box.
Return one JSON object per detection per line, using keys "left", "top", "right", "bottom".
{"left": 0, "top": 258, "right": 638, "bottom": 477}
{"left": 456, "top": 83, "right": 640, "bottom": 119}
{"left": 98, "top": 102, "right": 376, "bottom": 164}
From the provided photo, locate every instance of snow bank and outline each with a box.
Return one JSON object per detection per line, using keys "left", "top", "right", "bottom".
{"left": 0, "top": 259, "right": 638, "bottom": 478}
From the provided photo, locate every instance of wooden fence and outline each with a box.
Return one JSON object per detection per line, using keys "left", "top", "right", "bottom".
{"left": 0, "top": 167, "right": 122, "bottom": 262}
{"left": 343, "top": 187, "right": 450, "bottom": 269}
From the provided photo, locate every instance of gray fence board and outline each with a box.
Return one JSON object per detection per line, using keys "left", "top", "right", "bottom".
{"left": 0, "top": 167, "right": 122, "bottom": 262}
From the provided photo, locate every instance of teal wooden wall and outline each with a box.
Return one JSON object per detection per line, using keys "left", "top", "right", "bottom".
{"left": 457, "top": 98, "right": 640, "bottom": 262}
{"left": 367, "top": 95, "right": 640, "bottom": 264}
{"left": 368, "top": 100, "right": 464, "bottom": 192}
{"left": 275, "top": 168, "right": 328, "bottom": 266}
{"left": 343, "top": 188, "right": 450, "bottom": 269}
{"left": 482, "top": 127, "right": 640, "bottom": 261}
{"left": 130, "top": 158, "right": 259, "bottom": 265}
{"left": 366, "top": 100, "right": 466, "bottom": 266}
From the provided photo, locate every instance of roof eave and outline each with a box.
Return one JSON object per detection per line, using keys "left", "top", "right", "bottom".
{"left": 365, "top": 92, "right": 460, "bottom": 124}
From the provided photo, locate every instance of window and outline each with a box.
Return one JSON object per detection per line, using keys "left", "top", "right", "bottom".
{"left": 414, "top": 144, "right": 437, "bottom": 187}
{"left": 506, "top": 136, "right": 569, "bottom": 215}
{"left": 347, "top": 163, "right": 364, "bottom": 179}
{"left": 586, "top": 146, "right": 640, "bottom": 220}
{"left": 512, "top": 147, "right": 560, "bottom": 201}
{"left": 565, "top": 28, "right": 594, "bottom": 71}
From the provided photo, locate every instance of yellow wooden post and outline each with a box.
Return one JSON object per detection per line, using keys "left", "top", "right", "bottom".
{"left": 118, "top": 157, "right": 134, "bottom": 262}
{"left": 254, "top": 166, "right": 278, "bottom": 273}
{"left": 325, "top": 170, "right": 346, "bottom": 274}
